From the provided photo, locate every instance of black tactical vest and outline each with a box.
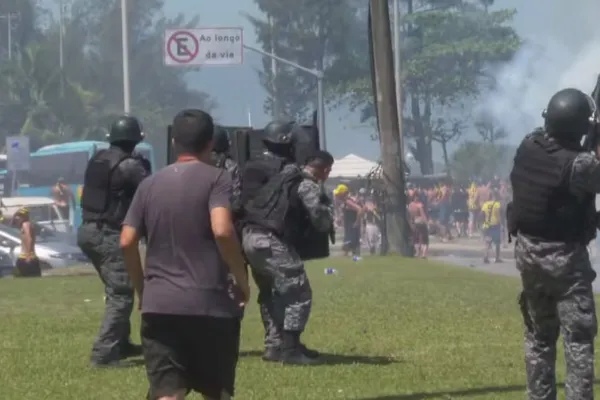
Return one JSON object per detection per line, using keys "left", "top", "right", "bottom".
{"left": 510, "top": 133, "right": 594, "bottom": 243}
{"left": 81, "top": 148, "right": 131, "bottom": 228}
{"left": 242, "top": 158, "right": 303, "bottom": 238}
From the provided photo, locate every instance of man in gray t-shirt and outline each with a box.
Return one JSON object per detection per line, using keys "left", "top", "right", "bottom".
{"left": 121, "top": 109, "right": 249, "bottom": 400}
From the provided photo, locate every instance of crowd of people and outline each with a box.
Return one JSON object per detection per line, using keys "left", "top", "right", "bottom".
{"left": 332, "top": 177, "right": 513, "bottom": 261}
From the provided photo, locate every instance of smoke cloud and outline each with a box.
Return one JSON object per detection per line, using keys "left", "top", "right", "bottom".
{"left": 480, "top": 0, "right": 600, "bottom": 142}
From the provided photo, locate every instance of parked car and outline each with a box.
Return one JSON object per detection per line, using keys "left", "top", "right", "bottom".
{"left": 0, "top": 224, "right": 89, "bottom": 270}
{"left": 1, "top": 196, "right": 71, "bottom": 233}
{"left": 0, "top": 248, "right": 16, "bottom": 278}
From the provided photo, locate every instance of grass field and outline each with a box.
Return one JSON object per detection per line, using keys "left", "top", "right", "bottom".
{"left": 0, "top": 257, "right": 597, "bottom": 400}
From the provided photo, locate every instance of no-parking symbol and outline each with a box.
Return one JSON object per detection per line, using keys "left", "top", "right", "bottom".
{"left": 165, "top": 30, "right": 199, "bottom": 65}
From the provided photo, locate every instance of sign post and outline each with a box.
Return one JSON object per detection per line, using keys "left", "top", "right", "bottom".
{"left": 164, "top": 28, "right": 243, "bottom": 66}
{"left": 6, "top": 136, "right": 30, "bottom": 196}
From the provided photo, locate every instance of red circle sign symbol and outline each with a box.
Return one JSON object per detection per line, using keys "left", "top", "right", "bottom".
{"left": 167, "top": 31, "right": 199, "bottom": 64}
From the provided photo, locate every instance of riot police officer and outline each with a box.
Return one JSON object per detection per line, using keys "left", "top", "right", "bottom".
{"left": 510, "top": 88, "right": 600, "bottom": 400}
{"left": 77, "top": 115, "right": 150, "bottom": 368}
{"left": 241, "top": 121, "right": 334, "bottom": 365}
{"left": 212, "top": 126, "right": 242, "bottom": 214}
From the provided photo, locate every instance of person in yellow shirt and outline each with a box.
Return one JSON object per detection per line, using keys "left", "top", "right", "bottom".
{"left": 481, "top": 190, "right": 502, "bottom": 263}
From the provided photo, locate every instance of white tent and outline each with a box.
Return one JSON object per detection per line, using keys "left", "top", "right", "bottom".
{"left": 330, "top": 154, "right": 378, "bottom": 178}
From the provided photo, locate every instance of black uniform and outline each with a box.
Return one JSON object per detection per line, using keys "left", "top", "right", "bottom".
{"left": 510, "top": 88, "right": 600, "bottom": 400}
{"left": 77, "top": 116, "right": 150, "bottom": 367}
{"left": 240, "top": 121, "right": 324, "bottom": 365}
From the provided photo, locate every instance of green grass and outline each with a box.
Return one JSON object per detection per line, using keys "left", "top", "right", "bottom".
{"left": 0, "top": 257, "right": 597, "bottom": 399}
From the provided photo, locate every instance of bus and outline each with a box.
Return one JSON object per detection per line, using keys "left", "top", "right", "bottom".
{"left": 13, "top": 141, "right": 155, "bottom": 229}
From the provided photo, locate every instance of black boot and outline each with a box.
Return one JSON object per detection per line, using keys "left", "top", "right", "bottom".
{"left": 262, "top": 346, "right": 282, "bottom": 362}
{"left": 299, "top": 343, "right": 320, "bottom": 359}
{"left": 120, "top": 341, "right": 143, "bottom": 358}
{"left": 280, "top": 331, "right": 318, "bottom": 365}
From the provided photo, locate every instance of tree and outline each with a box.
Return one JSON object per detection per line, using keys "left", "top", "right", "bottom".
{"left": 337, "top": 0, "right": 521, "bottom": 174}
{"left": 431, "top": 117, "right": 465, "bottom": 167}
{"left": 246, "top": 0, "right": 363, "bottom": 120}
{"left": 449, "top": 140, "right": 516, "bottom": 182}
{"left": 474, "top": 110, "right": 507, "bottom": 143}
{"left": 0, "top": 0, "right": 215, "bottom": 160}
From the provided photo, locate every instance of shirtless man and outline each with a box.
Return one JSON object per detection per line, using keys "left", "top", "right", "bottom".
{"left": 51, "top": 177, "right": 76, "bottom": 221}
{"left": 408, "top": 192, "right": 429, "bottom": 258}
{"left": 363, "top": 198, "right": 381, "bottom": 255}
{"left": 12, "top": 208, "right": 40, "bottom": 277}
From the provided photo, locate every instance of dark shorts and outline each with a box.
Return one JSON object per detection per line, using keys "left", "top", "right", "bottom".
{"left": 141, "top": 313, "right": 241, "bottom": 400}
{"left": 484, "top": 225, "right": 501, "bottom": 245}
{"left": 413, "top": 222, "right": 429, "bottom": 245}
{"left": 343, "top": 226, "right": 361, "bottom": 251}
{"left": 453, "top": 210, "right": 468, "bottom": 223}
{"left": 14, "top": 257, "right": 41, "bottom": 277}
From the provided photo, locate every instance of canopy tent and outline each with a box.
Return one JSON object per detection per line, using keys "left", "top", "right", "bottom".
{"left": 330, "top": 154, "right": 378, "bottom": 178}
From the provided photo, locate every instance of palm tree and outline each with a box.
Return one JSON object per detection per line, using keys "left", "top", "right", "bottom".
{"left": 0, "top": 41, "right": 101, "bottom": 149}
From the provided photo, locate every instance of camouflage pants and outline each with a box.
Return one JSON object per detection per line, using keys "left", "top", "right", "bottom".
{"left": 519, "top": 270, "right": 597, "bottom": 400}
{"left": 242, "top": 227, "right": 312, "bottom": 349}
{"left": 77, "top": 222, "right": 134, "bottom": 363}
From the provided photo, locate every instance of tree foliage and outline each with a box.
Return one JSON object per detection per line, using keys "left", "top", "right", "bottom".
{"left": 449, "top": 140, "right": 515, "bottom": 182}
{"left": 336, "top": 0, "right": 520, "bottom": 174}
{"left": 0, "top": 0, "right": 214, "bottom": 162}
{"left": 246, "top": 0, "right": 363, "bottom": 120}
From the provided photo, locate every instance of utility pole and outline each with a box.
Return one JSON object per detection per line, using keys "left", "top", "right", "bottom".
{"left": 121, "top": 0, "right": 131, "bottom": 114}
{"left": 0, "top": 13, "right": 19, "bottom": 61}
{"left": 369, "top": 0, "right": 410, "bottom": 255}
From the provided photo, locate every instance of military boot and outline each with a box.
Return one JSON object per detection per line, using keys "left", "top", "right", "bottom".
{"left": 299, "top": 343, "right": 320, "bottom": 359}
{"left": 120, "top": 341, "right": 143, "bottom": 358}
{"left": 280, "top": 331, "right": 318, "bottom": 365}
{"left": 262, "top": 347, "right": 282, "bottom": 362}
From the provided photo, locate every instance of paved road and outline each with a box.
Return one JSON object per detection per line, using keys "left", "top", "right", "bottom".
{"left": 432, "top": 249, "right": 600, "bottom": 293}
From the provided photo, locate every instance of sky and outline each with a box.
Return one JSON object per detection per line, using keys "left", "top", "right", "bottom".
{"left": 163, "top": 0, "right": 554, "bottom": 161}
{"left": 45, "top": 0, "right": 581, "bottom": 162}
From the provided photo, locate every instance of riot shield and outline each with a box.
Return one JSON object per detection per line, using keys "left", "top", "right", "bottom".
{"left": 246, "top": 124, "right": 320, "bottom": 165}
{"left": 167, "top": 125, "right": 251, "bottom": 166}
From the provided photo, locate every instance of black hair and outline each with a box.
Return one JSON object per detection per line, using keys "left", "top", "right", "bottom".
{"left": 305, "top": 150, "right": 334, "bottom": 168}
{"left": 172, "top": 109, "right": 214, "bottom": 154}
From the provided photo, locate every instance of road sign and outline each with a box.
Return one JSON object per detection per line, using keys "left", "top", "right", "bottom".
{"left": 6, "top": 136, "right": 30, "bottom": 171}
{"left": 164, "top": 27, "right": 243, "bottom": 66}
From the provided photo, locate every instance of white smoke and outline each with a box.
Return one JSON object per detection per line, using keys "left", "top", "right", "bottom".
{"left": 480, "top": 0, "right": 600, "bottom": 142}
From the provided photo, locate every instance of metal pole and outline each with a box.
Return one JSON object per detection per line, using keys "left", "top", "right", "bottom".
{"left": 7, "top": 14, "right": 12, "bottom": 61}
{"left": 243, "top": 44, "right": 317, "bottom": 75}
{"left": 316, "top": 75, "right": 327, "bottom": 150}
{"left": 121, "top": 0, "right": 131, "bottom": 114}
{"left": 268, "top": 15, "right": 279, "bottom": 118}
{"left": 59, "top": 0, "right": 64, "bottom": 70}
{"left": 243, "top": 44, "right": 327, "bottom": 148}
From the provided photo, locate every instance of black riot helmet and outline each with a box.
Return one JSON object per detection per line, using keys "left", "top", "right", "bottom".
{"left": 542, "top": 88, "right": 597, "bottom": 141}
{"left": 107, "top": 115, "right": 144, "bottom": 144}
{"left": 213, "top": 126, "right": 230, "bottom": 154}
{"left": 262, "top": 120, "right": 298, "bottom": 158}
{"left": 263, "top": 120, "right": 298, "bottom": 146}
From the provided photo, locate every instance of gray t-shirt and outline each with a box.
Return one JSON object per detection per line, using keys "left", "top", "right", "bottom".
{"left": 123, "top": 160, "right": 240, "bottom": 318}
